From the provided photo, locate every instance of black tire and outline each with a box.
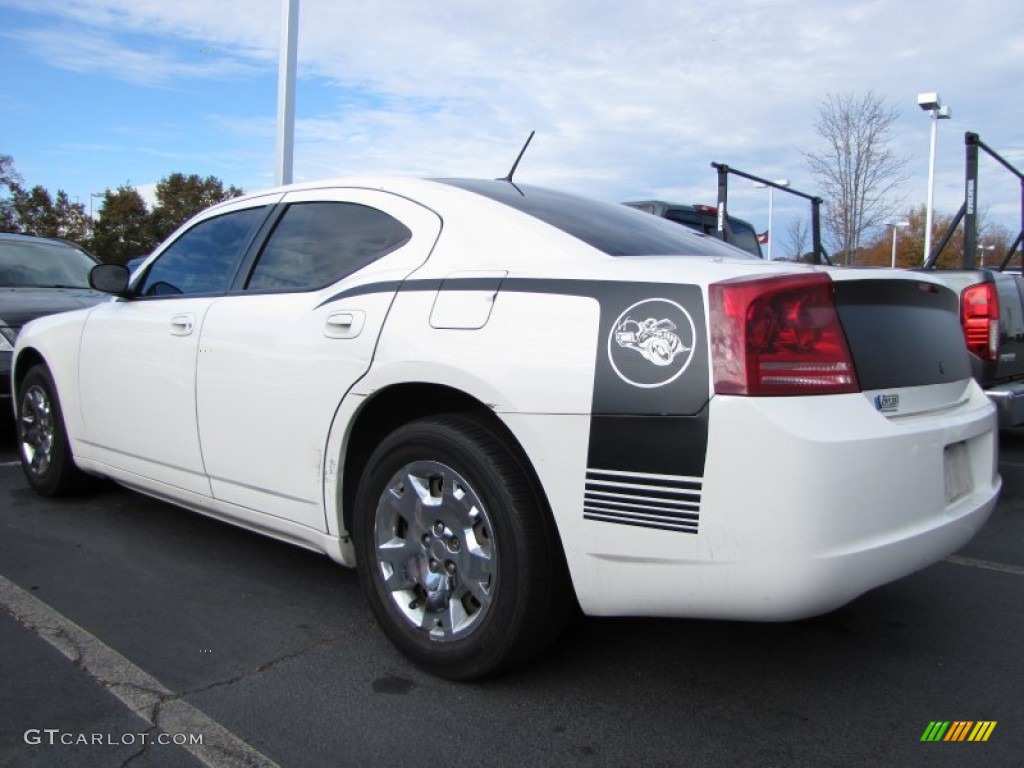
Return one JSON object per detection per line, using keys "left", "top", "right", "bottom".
{"left": 17, "top": 364, "right": 91, "bottom": 496}
{"left": 353, "top": 414, "right": 570, "bottom": 680}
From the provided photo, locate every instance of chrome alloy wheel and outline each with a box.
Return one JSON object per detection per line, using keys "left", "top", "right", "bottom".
{"left": 373, "top": 460, "right": 497, "bottom": 641}
{"left": 18, "top": 383, "right": 55, "bottom": 479}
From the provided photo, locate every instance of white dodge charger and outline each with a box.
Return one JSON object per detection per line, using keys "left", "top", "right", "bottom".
{"left": 11, "top": 178, "right": 1001, "bottom": 679}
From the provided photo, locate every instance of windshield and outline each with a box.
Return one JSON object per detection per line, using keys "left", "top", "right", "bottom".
{"left": 0, "top": 239, "right": 97, "bottom": 288}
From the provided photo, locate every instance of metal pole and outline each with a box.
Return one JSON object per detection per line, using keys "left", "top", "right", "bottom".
{"left": 923, "top": 110, "right": 938, "bottom": 265}
{"left": 964, "top": 133, "right": 979, "bottom": 269}
{"left": 766, "top": 188, "right": 774, "bottom": 261}
{"left": 891, "top": 226, "right": 898, "bottom": 269}
{"left": 811, "top": 198, "right": 823, "bottom": 265}
{"left": 275, "top": 0, "right": 299, "bottom": 186}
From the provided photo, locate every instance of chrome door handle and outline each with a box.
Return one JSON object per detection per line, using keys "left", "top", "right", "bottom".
{"left": 170, "top": 314, "right": 195, "bottom": 336}
{"left": 324, "top": 310, "right": 365, "bottom": 339}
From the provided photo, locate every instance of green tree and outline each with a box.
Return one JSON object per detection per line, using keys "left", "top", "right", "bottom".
{"left": 52, "top": 191, "right": 92, "bottom": 243}
{"left": 0, "top": 155, "right": 91, "bottom": 242}
{"left": 149, "top": 173, "right": 244, "bottom": 241}
{"left": 11, "top": 185, "right": 59, "bottom": 236}
{"left": 91, "top": 186, "right": 156, "bottom": 264}
{"left": 0, "top": 154, "right": 22, "bottom": 232}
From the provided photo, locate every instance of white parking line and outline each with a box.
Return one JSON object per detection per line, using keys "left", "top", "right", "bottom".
{"left": 0, "top": 461, "right": 21, "bottom": 467}
{"left": 0, "top": 574, "right": 280, "bottom": 768}
{"left": 945, "top": 555, "right": 1024, "bottom": 577}
{"left": 997, "top": 460, "right": 1024, "bottom": 469}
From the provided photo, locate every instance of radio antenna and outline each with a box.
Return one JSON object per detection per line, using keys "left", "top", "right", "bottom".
{"left": 499, "top": 130, "right": 535, "bottom": 183}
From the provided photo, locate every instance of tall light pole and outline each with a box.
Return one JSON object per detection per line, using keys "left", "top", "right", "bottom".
{"left": 89, "top": 192, "right": 104, "bottom": 220}
{"left": 276, "top": 0, "right": 299, "bottom": 186}
{"left": 978, "top": 243, "right": 996, "bottom": 267}
{"left": 888, "top": 221, "right": 909, "bottom": 268}
{"left": 753, "top": 179, "right": 789, "bottom": 261}
{"left": 918, "top": 92, "right": 952, "bottom": 265}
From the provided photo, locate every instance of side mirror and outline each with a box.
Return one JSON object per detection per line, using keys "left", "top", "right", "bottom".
{"left": 89, "top": 264, "right": 131, "bottom": 296}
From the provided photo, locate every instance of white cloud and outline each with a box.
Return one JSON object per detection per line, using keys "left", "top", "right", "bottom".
{"left": 3, "top": 0, "right": 1023, "bottom": 235}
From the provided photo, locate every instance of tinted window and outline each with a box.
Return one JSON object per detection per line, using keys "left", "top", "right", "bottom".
{"left": 0, "top": 239, "right": 96, "bottom": 288}
{"left": 438, "top": 179, "right": 751, "bottom": 258}
{"left": 665, "top": 210, "right": 704, "bottom": 231}
{"left": 138, "top": 207, "right": 268, "bottom": 297}
{"left": 246, "top": 202, "right": 411, "bottom": 291}
{"left": 728, "top": 220, "right": 762, "bottom": 258}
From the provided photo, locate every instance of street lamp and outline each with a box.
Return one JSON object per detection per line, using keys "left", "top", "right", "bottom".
{"left": 89, "top": 192, "right": 104, "bottom": 220}
{"left": 753, "top": 179, "right": 790, "bottom": 261}
{"left": 978, "top": 243, "right": 996, "bottom": 267}
{"left": 918, "top": 92, "right": 952, "bottom": 265}
{"left": 888, "top": 221, "right": 909, "bottom": 268}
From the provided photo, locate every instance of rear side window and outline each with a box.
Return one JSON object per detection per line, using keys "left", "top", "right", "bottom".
{"left": 138, "top": 207, "right": 268, "bottom": 297}
{"left": 438, "top": 179, "right": 753, "bottom": 258}
{"left": 246, "top": 202, "right": 412, "bottom": 291}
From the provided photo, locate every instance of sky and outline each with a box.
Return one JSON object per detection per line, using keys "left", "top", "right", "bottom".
{"left": 1, "top": 0, "right": 1022, "bottom": 251}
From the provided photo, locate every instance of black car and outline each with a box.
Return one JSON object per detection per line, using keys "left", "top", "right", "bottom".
{"left": 0, "top": 233, "right": 108, "bottom": 416}
{"left": 623, "top": 200, "right": 763, "bottom": 258}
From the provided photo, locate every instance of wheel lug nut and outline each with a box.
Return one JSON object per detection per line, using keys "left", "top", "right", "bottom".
{"left": 433, "top": 521, "right": 445, "bottom": 536}
{"left": 445, "top": 561, "right": 457, "bottom": 574}
{"left": 429, "top": 559, "right": 440, "bottom": 573}
{"left": 448, "top": 538, "right": 461, "bottom": 552}
{"left": 421, "top": 534, "right": 430, "bottom": 546}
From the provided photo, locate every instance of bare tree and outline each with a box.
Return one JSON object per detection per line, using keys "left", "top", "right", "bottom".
{"left": 783, "top": 217, "right": 811, "bottom": 261}
{"left": 804, "top": 92, "right": 908, "bottom": 264}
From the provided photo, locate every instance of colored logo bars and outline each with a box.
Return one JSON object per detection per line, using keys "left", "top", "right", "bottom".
{"left": 920, "top": 721, "right": 997, "bottom": 742}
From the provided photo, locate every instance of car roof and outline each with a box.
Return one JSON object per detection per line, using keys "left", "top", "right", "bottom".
{"left": 0, "top": 232, "right": 89, "bottom": 249}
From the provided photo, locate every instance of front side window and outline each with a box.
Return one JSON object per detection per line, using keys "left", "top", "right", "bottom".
{"left": 137, "top": 206, "right": 268, "bottom": 297}
{"left": 246, "top": 202, "right": 412, "bottom": 291}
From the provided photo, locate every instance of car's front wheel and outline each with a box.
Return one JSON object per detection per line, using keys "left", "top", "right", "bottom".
{"left": 353, "top": 414, "right": 570, "bottom": 679}
{"left": 17, "top": 364, "right": 90, "bottom": 496}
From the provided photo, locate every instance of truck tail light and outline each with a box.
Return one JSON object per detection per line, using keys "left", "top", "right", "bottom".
{"left": 710, "top": 273, "right": 859, "bottom": 396}
{"left": 960, "top": 282, "right": 999, "bottom": 362}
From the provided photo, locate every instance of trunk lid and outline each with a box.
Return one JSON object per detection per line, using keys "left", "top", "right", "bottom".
{"left": 830, "top": 272, "right": 974, "bottom": 416}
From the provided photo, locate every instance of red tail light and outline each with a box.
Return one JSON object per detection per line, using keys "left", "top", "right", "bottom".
{"left": 710, "top": 273, "right": 859, "bottom": 396}
{"left": 960, "top": 282, "right": 999, "bottom": 362}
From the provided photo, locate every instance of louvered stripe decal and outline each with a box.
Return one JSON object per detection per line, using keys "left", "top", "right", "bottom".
{"left": 583, "top": 468, "right": 702, "bottom": 534}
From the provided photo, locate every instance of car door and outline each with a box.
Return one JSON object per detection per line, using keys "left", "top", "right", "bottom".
{"left": 75, "top": 198, "right": 278, "bottom": 495}
{"left": 194, "top": 188, "right": 441, "bottom": 530}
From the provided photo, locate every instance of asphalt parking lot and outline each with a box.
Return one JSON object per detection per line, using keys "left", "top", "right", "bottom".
{"left": 1, "top": 423, "right": 1022, "bottom": 768}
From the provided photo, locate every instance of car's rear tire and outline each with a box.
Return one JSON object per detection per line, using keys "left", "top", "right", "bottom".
{"left": 353, "top": 414, "right": 570, "bottom": 680}
{"left": 17, "top": 364, "right": 91, "bottom": 496}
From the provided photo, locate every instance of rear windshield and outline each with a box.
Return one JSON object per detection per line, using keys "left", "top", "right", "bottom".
{"left": 438, "top": 179, "right": 755, "bottom": 259}
{"left": 727, "top": 220, "right": 762, "bottom": 257}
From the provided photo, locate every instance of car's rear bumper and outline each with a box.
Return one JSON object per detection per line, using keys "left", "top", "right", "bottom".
{"left": 568, "top": 381, "right": 1000, "bottom": 620}
{"left": 985, "top": 381, "right": 1024, "bottom": 427}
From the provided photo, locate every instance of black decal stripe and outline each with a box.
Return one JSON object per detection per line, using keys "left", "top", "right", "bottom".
{"left": 583, "top": 500, "right": 699, "bottom": 521}
{"left": 313, "top": 274, "right": 712, "bottom": 535}
{"left": 584, "top": 490, "right": 700, "bottom": 511}
{"left": 316, "top": 276, "right": 698, "bottom": 308}
{"left": 584, "top": 466, "right": 702, "bottom": 535}
{"left": 583, "top": 512, "right": 699, "bottom": 534}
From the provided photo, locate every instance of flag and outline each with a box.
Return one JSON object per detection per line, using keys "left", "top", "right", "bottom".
{"left": 757, "top": 230, "right": 769, "bottom": 244}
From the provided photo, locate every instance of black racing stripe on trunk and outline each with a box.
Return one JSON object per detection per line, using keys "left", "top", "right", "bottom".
{"left": 834, "top": 279, "right": 970, "bottom": 389}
